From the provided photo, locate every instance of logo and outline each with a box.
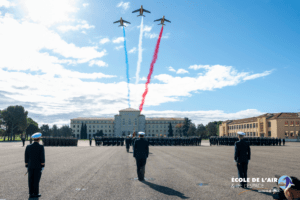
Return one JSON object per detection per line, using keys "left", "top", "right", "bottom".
{"left": 278, "top": 175, "right": 294, "bottom": 190}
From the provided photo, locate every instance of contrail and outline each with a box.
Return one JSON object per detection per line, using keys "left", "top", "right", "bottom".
{"left": 139, "top": 26, "right": 164, "bottom": 112}
{"left": 135, "top": 17, "right": 144, "bottom": 84}
{"left": 123, "top": 26, "right": 131, "bottom": 108}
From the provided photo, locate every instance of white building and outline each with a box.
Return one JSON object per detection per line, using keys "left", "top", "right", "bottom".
{"left": 70, "top": 108, "right": 184, "bottom": 139}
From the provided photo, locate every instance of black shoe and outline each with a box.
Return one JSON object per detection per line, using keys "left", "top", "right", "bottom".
{"left": 138, "top": 178, "right": 145, "bottom": 181}
{"left": 29, "top": 194, "right": 35, "bottom": 198}
{"left": 33, "top": 194, "right": 41, "bottom": 197}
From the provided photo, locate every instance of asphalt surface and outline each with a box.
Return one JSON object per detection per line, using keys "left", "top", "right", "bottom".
{"left": 0, "top": 140, "right": 299, "bottom": 200}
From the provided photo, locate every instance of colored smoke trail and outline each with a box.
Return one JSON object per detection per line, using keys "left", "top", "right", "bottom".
{"left": 135, "top": 17, "right": 144, "bottom": 84}
{"left": 139, "top": 26, "right": 164, "bottom": 112}
{"left": 123, "top": 26, "right": 131, "bottom": 108}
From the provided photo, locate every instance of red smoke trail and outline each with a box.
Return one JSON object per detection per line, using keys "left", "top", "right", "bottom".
{"left": 139, "top": 26, "right": 164, "bottom": 112}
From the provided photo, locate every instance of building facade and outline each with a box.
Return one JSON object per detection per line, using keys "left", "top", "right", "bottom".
{"left": 219, "top": 113, "right": 300, "bottom": 139}
{"left": 70, "top": 108, "right": 184, "bottom": 139}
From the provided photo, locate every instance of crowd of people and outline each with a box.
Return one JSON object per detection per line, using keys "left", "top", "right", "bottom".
{"left": 209, "top": 136, "right": 285, "bottom": 146}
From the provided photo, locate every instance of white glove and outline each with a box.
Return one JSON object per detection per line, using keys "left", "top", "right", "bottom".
{"left": 41, "top": 167, "right": 44, "bottom": 172}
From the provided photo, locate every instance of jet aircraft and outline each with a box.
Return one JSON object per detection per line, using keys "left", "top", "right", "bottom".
{"left": 113, "top": 17, "right": 131, "bottom": 27}
{"left": 132, "top": 5, "right": 151, "bottom": 17}
{"left": 154, "top": 16, "right": 171, "bottom": 25}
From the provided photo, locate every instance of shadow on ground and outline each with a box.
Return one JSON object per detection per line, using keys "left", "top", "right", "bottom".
{"left": 142, "top": 180, "right": 189, "bottom": 199}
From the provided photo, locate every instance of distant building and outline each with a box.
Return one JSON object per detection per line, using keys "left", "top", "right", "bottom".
{"left": 70, "top": 108, "right": 184, "bottom": 139}
{"left": 219, "top": 113, "right": 300, "bottom": 139}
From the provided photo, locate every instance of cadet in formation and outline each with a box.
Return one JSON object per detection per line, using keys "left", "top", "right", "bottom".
{"left": 89, "top": 137, "right": 92, "bottom": 146}
{"left": 21, "top": 135, "right": 25, "bottom": 147}
{"left": 133, "top": 132, "right": 149, "bottom": 181}
{"left": 234, "top": 132, "right": 251, "bottom": 188}
{"left": 125, "top": 136, "right": 131, "bottom": 152}
{"left": 29, "top": 137, "right": 32, "bottom": 144}
{"left": 25, "top": 132, "right": 45, "bottom": 198}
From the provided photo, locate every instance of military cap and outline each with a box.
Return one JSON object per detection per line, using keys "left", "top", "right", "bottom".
{"left": 32, "top": 132, "right": 42, "bottom": 138}
{"left": 138, "top": 132, "right": 145, "bottom": 135}
{"left": 237, "top": 132, "right": 245, "bottom": 136}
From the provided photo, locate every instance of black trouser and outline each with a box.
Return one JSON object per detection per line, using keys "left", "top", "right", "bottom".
{"left": 135, "top": 158, "right": 147, "bottom": 180}
{"left": 126, "top": 145, "right": 130, "bottom": 152}
{"left": 28, "top": 169, "right": 42, "bottom": 195}
{"left": 22, "top": 141, "right": 25, "bottom": 146}
{"left": 237, "top": 162, "right": 248, "bottom": 187}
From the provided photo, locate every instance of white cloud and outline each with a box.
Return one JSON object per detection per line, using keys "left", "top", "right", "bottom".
{"left": 113, "top": 37, "right": 124, "bottom": 43}
{"left": 176, "top": 69, "right": 189, "bottom": 74}
{"left": 83, "top": 3, "right": 89, "bottom": 7}
{"left": 89, "top": 60, "right": 108, "bottom": 67}
{"left": 140, "top": 77, "right": 147, "bottom": 81}
{"left": 21, "top": 0, "right": 79, "bottom": 25}
{"left": 243, "top": 70, "right": 273, "bottom": 81}
{"left": 168, "top": 66, "right": 176, "bottom": 72}
{"left": 189, "top": 65, "right": 210, "bottom": 70}
{"left": 142, "top": 25, "right": 152, "bottom": 32}
{"left": 144, "top": 32, "right": 170, "bottom": 39}
{"left": 168, "top": 67, "right": 189, "bottom": 74}
{"left": 142, "top": 109, "right": 263, "bottom": 126}
{"left": 57, "top": 20, "right": 95, "bottom": 32}
{"left": 0, "top": 0, "right": 15, "bottom": 7}
{"left": 144, "top": 32, "right": 158, "bottom": 39}
{"left": 115, "top": 45, "right": 123, "bottom": 50}
{"left": 100, "top": 38, "right": 110, "bottom": 44}
{"left": 117, "top": 1, "right": 130, "bottom": 10}
{"left": 128, "top": 47, "right": 137, "bottom": 54}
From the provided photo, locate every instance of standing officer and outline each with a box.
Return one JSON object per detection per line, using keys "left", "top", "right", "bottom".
{"left": 125, "top": 136, "right": 131, "bottom": 152}
{"left": 22, "top": 135, "right": 25, "bottom": 147}
{"left": 25, "top": 132, "right": 45, "bottom": 198}
{"left": 133, "top": 132, "right": 149, "bottom": 181}
{"left": 283, "top": 138, "right": 285, "bottom": 146}
{"left": 279, "top": 138, "right": 281, "bottom": 146}
{"left": 89, "top": 137, "right": 92, "bottom": 146}
{"left": 234, "top": 132, "right": 251, "bottom": 189}
{"left": 30, "top": 136, "right": 32, "bottom": 144}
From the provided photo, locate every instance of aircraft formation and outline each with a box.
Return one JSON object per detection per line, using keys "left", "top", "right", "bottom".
{"left": 113, "top": 5, "right": 171, "bottom": 26}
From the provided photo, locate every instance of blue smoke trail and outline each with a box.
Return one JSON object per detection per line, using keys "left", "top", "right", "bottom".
{"left": 123, "top": 26, "right": 131, "bottom": 108}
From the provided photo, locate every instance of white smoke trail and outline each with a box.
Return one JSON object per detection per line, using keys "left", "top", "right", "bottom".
{"left": 135, "top": 17, "right": 144, "bottom": 84}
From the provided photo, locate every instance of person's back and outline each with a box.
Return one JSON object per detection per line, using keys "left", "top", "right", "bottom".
{"left": 235, "top": 139, "right": 251, "bottom": 163}
{"left": 134, "top": 138, "right": 149, "bottom": 159}
{"left": 25, "top": 142, "right": 45, "bottom": 169}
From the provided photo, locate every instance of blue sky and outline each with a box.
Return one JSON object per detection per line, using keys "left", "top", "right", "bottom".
{"left": 0, "top": 0, "right": 299, "bottom": 127}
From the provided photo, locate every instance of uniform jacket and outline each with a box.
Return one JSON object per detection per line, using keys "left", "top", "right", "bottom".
{"left": 234, "top": 139, "right": 251, "bottom": 163}
{"left": 25, "top": 142, "right": 45, "bottom": 169}
{"left": 133, "top": 138, "right": 149, "bottom": 159}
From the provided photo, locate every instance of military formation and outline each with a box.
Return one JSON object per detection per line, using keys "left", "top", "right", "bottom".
{"left": 94, "top": 136, "right": 202, "bottom": 146}
{"left": 42, "top": 136, "right": 78, "bottom": 146}
{"left": 209, "top": 136, "right": 285, "bottom": 146}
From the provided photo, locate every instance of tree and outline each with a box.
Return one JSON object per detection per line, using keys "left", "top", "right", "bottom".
{"left": 59, "top": 125, "right": 72, "bottom": 137}
{"left": 176, "top": 123, "right": 184, "bottom": 137}
{"left": 182, "top": 118, "right": 191, "bottom": 136}
{"left": 52, "top": 125, "right": 59, "bottom": 137}
{"left": 196, "top": 123, "right": 207, "bottom": 138}
{"left": 1, "top": 106, "right": 28, "bottom": 141}
{"left": 40, "top": 124, "right": 50, "bottom": 137}
{"left": 168, "top": 123, "right": 173, "bottom": 137}
{"left": 206, "top": 122, "right": 218, "bottom": 137}
{"left": 26, "top": 118, "right": 39, "bottom": 139}
{"left": 187, "top": 123, "right": 196, "bottom": 136}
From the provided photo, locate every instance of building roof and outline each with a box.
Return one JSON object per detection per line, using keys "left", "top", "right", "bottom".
{"left": 119, "top": 108, "right": 140, "bottom": 112}
{"left": 145, "top": 118, "right": 184, "bottom": 121}
{"left": 71, "top": 117, "right": 114, "bottom": 121}
{"left": 224, "top": 112, "right": 300, "bottom": 125}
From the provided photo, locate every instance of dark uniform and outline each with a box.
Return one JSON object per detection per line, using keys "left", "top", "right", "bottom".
{"left": 89, "top": 138, "right": 92, "bottom": 146}
{"left": 133, "top": 136, "right": 149, "bottom": 181}
{"left": 125, "top": 137, "right": 131, "bottom": 152}
{"left": 30, "top": 137, "right": 32, "bottom": 144}
{"left": 22, "top": 136, "right": 25, "bottom": 147}
{"left": 234, "top": 137, "right": 251, "bottom": 188}
{"left": 283, "top": 138, "right": 285, "bottom": 146}
{"left": 25, "top": 140, "right": 45, "bottom": 197}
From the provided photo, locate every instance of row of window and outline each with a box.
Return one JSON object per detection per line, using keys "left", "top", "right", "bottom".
{"left": 73, "top": 125, "right": 111, "bottom": 128}
{"left": 229, "top": 123, "right": 258, "bottom": 130}
{"left": 72, "top": 129, "right": 112, "bottom": 133}
{"left": 146, "top": 121, "right": 182, "bottom": 124}
{"left": 147, "top": 125, "right": 176, "bottom": 128}
{"left": 285, "top": 131, "right": 299, "bottom": 137}
{"left": 72, "top": 121, "right": 111, "bottom": 124}
{"left": 285, "top": 121, "right": 300, "bottom": 126}
{"left": 145, "top": 130, "right": 180, "bottom": 133}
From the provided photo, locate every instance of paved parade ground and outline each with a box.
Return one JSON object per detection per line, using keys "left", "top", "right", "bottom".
{"left": 0, "top": 140, "right": 299, "bottom": 200}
